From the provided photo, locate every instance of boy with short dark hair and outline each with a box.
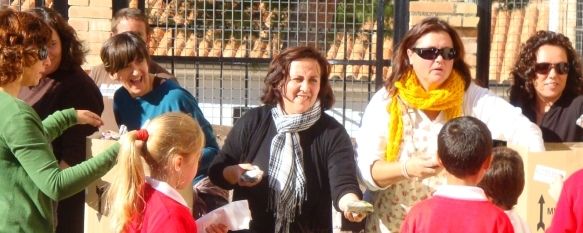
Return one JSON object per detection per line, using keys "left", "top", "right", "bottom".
{"left": 400, "top": 116, "right": 514, "bottom": 233}
{"left": 479, "top": 147, "right": 530, "bottom": 233}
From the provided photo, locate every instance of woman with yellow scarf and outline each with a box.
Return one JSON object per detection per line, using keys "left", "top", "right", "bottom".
{"left": 355, "top": 17, "right": 545, "bottom": 232}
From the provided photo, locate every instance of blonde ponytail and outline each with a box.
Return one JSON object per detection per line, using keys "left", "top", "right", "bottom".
{"left": 105, "top": 112, "right": 204, "bottom": 233}
{"left": 106, "top": 131, "right": 146, "bottom": 233}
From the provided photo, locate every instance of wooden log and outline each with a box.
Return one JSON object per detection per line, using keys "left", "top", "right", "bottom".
{"left": 347, "top": 33, "right": 367, "bottom": 79}
{"left": 326, "top": 33, "right": 342, "bottom": 60}
{"left": 235, "top": 37, "right": 248, "bottom": 58}
{"left": 198, "top": 30, "right": 214, "bottom": 57}
{"left": 171, "top": 30, "right": 186, "bottom": 56}
{"left": 180, "top": 32, "right": 198, "bottom": 57}
{"left": 250, "top": 37, "right": 267, "bottom": 58}
{"left": 208, "top": 39, "right": 222, "bottom": 57}
{"left": 222, "top": 37, "right": 238, "bottom": 58}
{"left": 154, "top": 29, "right": 172, "bottom": 56}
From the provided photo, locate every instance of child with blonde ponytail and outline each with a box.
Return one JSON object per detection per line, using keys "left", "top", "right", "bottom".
{"left": 106, "top": 112, "right": 205, "bottom": 233}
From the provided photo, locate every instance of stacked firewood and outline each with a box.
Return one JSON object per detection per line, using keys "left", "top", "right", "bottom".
{"left": 327, "top": 21, "right": 393, "bottom": 80}
{"left": 148, "top": 28, "right": 283, "bottom": 59}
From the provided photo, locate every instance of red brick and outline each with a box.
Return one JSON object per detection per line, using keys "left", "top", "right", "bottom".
{"left": 77, "top": 31, "right": 111, "bottom": 44}
{"left": 462, "top": 37, "right": 477, "bottom": 54}
{"left": 463, "top": 16, "right": 480, "bottom": 28}
{"left": 89, "top": 0, "right": 112, "bottom": 7}
{"left": 89, "top": 19, "right": 111, "bottom": 32}
{"left": 69, "top": 6, "right": 111, "bottom": 19}
{"left": 448, "top": 15, "right": 463, "bottom": 27}
{"left": 410, "top": 2, "right": 455, "bottom": 14}
{"left": 68, "top": 18, "right": 88, "bottom": 32}
{"left": 68, "top": 0, "right": 89, "bottom": 6}
{"left": 455, "top": 3, "right": 477, "bottom": 15}
{"left": 84, "top": 55, "right": 102, "bottom": 69}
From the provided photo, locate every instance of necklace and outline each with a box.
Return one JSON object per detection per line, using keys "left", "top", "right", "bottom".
{"left": 397, "top": 96, "right": 424, "bottom": 159}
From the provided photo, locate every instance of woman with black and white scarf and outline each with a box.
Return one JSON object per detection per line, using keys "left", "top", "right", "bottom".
{"left": 209, "top": 46, "right": 366, "bottom": 233}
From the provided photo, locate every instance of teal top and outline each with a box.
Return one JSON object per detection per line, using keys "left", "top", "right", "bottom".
{"left": 0, "top": 91, "right": 120, "bottom": 233}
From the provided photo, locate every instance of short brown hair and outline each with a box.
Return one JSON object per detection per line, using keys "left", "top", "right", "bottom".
{"left": 478, "top": 147, "right": 525, "bottom": 210}
{"left": 111, "top": 8, "right": 150, "bottom": 36}
{"left": 386, "top": 17, "right": 471, "bottom": 93}
{"left": 100, "top": 31, "right": 150, "bottom": 75}
{"left": 0, "top": 9, "right": 51, "bottom": 85}
{"left": 437, "top": 116, "right": 492, "bottom": 178}
{"left": 260, "top": 46, "right": 334, "bottom": 110}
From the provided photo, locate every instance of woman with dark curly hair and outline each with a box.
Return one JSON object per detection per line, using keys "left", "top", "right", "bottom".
{"left": 509, "top": 31, "right": 583, "bottom": 142}
{"left": 17, "top": 7, "right": 104, "bottom": 233}
{"left": 209, "top": 46, "right": 366, "bottom": 233}
{"left": 0, "top": 9, "right": 128, "bottom": 233}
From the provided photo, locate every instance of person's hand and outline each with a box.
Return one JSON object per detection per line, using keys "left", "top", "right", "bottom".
{"left": 205, "top": 223, "right": 228, "bottom": 233}
{"left": 339, "top": 193, "right": 368, "bottom": 223}
{"left": 405, "top": 156, "right": 442, "bottom": 179}
{"left": 76, "top": 110, "right": 103, "bottom": 127}
{"left": 224, "top": 163, "right": 263, "bottom": 187}
{"left": 237, "top": 163, "right": 263, "bottom": 187}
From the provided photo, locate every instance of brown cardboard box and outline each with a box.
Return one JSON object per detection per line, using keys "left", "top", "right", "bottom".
{"left": 84, "top": 137, "right": 194, "bottom": 233}
{"left": 513, "top": 143, "right": 583, "bottom": 233}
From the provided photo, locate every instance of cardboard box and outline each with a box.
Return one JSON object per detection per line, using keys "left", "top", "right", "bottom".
{"left": 84, "top": 137, "right": 194, "bottom": 233}
{"left": 514, "top": 143, "right": 583, "bottom": 233}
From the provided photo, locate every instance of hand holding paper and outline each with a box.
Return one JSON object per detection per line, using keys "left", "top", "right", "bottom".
{"left": 196, "top": 200, "right": 251, "bottom": 233}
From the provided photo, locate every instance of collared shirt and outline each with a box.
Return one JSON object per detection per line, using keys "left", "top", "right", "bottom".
{"left": 433, "top": 185, "right": 488, "bottom": 201}
{"left": 145, "top": 177, "right": 189, "bottom": 208}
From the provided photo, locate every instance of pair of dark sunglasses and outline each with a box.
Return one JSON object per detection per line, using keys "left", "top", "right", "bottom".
{"left": 411, "top": 47, "right": 457, "bottom": 60}
{"left": 534, "top": 62, "right": 569, "bottom": 75}
{"left": 37, "top": 46, "right": 48, "bottom": 60}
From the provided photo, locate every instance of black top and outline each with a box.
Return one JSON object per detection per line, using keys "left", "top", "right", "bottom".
{"left": 18, "top": 65, "right": 104, "bottom": 165}
{"left": 209, "top": 105, "right": 362, "bottom": 233}
{"left": 527, "top": 94, "right": 583, "bottom": 142}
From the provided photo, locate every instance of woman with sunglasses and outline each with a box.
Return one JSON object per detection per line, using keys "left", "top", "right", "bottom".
{"left": 509, "top": 31, "right": 583, "bottom": 142}
{"left": 17, "top": 7, "right": 105, "bottom": 233}
{"left": 0, "top": 9, "right": 131, "bottom": 233}
{"left": 355, "top": 17, "right": 545, "bottom": 232}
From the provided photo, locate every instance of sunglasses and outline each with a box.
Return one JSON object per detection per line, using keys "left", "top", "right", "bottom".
{"left": 534, "top": 62, "right": 569, "bottom": 75}
{"left": 37, "top": 46, "right": 48, "bottom": 60}
{"left": 411, "top": 47, "right": 457, "bottom": 60}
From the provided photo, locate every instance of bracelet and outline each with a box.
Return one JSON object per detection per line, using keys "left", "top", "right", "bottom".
{"left": 401, "top": 158, "right": 411, "bottom": 179}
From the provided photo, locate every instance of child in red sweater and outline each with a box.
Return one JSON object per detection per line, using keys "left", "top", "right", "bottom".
{"left": 548, "top": 168, "right": 583, "bottom": 233}
{"left": 400, "top": 116, "right": 514, "bottom": 233}
{"left": 105, "top": 112, "right": 225, "bottom": 233}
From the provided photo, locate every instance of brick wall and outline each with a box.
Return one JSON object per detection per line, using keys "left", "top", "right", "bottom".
{"left": 68, "top": 0, "right": 112, "bottom": 69}
{"left": 409, "top": 1, "right": 479, "bottom": 78}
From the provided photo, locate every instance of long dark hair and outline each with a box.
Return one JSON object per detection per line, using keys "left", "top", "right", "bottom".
{"left": 508, "top": 31, "right": 583, "bottom": 121}
{"left": 386, "top": 17, "right": 471, "bottom": 93}
{"left": 28, "top": 7, "right": 87, "bottom": 70}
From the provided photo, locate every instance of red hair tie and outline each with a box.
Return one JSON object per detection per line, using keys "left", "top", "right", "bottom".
{"left": 136, "top": 129, "right": 149, "bottom": 141}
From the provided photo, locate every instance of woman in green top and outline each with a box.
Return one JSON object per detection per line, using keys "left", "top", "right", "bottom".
{"left": 0, "top": 9, "right": 126, "bottom": 233}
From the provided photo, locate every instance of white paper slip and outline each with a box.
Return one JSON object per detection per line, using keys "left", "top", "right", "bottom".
{"left": 196, "top": 200, "right": 251, "bottom": 232}
{"left": 533, "top": 164, "right": 566, "bottom": 185}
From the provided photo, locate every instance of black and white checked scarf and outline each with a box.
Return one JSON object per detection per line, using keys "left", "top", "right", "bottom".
{"left": 268, "top": 100, "right": 321, "bottom": 233}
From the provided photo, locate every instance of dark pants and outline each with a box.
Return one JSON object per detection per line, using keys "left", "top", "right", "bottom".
{"left": 55, "top": 192, "right": 85, "bottom": 233}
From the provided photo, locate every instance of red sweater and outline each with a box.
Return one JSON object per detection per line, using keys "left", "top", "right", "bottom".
{"left": 401, "top": 194, "right": 514, "bottom": 233}
{"left": 548, "top": 169, "right": 583, "bottom": 233}
{"left": 127, "top": 183, "right": 196, "bottom": 233}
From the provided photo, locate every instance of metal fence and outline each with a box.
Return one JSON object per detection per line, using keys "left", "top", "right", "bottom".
{"left": 144, "top": 0, "right": 394, "bottom": 136}
{"left": 4, "top": 0, "right": 582, "bottom": 135}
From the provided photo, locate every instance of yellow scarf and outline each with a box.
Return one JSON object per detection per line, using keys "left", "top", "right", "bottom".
{"left": 385, "top": 69, "right": 465, "bottom": 161}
